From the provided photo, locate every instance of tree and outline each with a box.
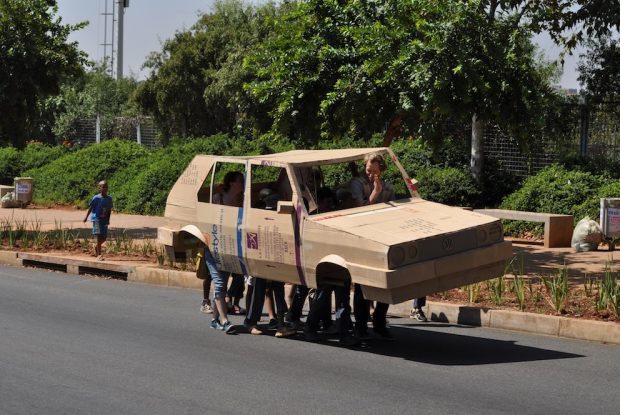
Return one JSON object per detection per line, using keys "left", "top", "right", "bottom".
{"left": 578, "top": 37, "right": 620, "bottom": 103}
{"left": 49, "top": 62, "right": 139, "bottom": 143}
{"left": 0, "top": 0, "right": 87, "bottom": 147}
{"left": 246, "top": 0, "right": 557, "bottom": 182}
{"left": 134, "top": 0, "right": 280, "bottom": 140}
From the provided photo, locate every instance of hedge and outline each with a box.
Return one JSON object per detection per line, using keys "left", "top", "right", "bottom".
{"left": 25, "top": 140, "right": 148, "bottom": 207}
{"left": 500, "top": 164, "right": 608, "bottom": 237}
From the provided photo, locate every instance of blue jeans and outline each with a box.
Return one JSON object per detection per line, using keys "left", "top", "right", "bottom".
{"left": 204, "top": 250, "right": 226, "bottom": 300}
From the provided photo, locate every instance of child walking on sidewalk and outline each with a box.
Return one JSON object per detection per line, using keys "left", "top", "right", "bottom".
{"left": 83, "top": 180, "right": 113, "bottom": 260}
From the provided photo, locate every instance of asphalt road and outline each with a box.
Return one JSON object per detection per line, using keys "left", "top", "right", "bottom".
{"left": 1, "top": 265, "right": 619, "bottom": 415}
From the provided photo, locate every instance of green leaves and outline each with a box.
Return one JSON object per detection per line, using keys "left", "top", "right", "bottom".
{"left": 0, "top": 0, "right": 87, "bottom": 147}
{"left": 135, "top": 0, "right": 281, "bottom": 140}
{"left": 578, "top": 37, "right": 620, "bottom": 103}
{"left": 51, "top": 63, "right": 139, "bottom": 142}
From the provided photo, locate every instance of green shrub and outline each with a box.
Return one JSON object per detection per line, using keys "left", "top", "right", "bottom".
{"left": 25, "top": 140, "right": 148, "bottom": 207}
{"left": 113, "top": 135, "right": 235, "bottom": 215}
{"left": 561, "top": 155, "right": 620, "bottom": 180}
{"left": 107, "top": 154, "right": 152, "bottom": 212}
{"left": 20, "top": 142, "right": 68, "bottom": 172}
{"left": 0, "top": 147, "right": 21, "bottom": 185}
{"left": 575, "top": 179, "right": 620, "bottom": 221}
{"left": 389, "top": 139, "right": 433, "bottom": 173}
{"left": 416, "top": 166, "right": 481, "bottom": 207}
{"left": 481, "top": 158, "right": 521, "bottom": 208}
{"left": 500, "top": 164, "right": 607, "bottom": 236}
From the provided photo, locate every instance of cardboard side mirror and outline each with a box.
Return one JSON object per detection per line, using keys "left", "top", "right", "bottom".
{"left": 277, "top": 200, "right": 295, "bottom": 214}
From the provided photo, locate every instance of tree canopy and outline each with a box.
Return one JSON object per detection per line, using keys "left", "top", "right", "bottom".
{"left": 579, "top": 37, "right": 620, "bottom": 103}
{"left": 49, "top": 62, "right": 139, "bottom": 143}
{"left": 0, "top": 0, "right": 87, "bottom": 147}
{"left": 245, "top": 0, "right": 557, "bottom": 179}
{"left": 134, "top": 0, "right": 281, "bottom": 140}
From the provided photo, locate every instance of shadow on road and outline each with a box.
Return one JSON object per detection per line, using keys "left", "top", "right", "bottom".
{"left": 248, "top": 321, "right": 584, "bottom": 366}
{"left": 360, "top": 324, "right": 583, "bottom": 365}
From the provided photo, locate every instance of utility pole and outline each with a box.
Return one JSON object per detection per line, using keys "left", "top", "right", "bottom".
{"left": 116, "top": 0, "right": 130, "bottom": 79}
{"left": 100, "top": 0, "right": 113, "bottom": 76}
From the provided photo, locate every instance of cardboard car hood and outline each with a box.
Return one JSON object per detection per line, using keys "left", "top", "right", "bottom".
{"left": 310, "top": 199, "right": 499, "bottom": 247}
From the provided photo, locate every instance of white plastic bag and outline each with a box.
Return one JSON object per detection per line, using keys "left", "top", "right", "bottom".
{"left": 571, "top": 216, "right": 603, "bottom": 252}
{"left": 0, "top": 191, "right": 19, "bottom": 208}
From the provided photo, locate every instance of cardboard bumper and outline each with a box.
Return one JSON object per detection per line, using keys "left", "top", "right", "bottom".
{"left": 350, "top": 241, "right": 512, "bottom": 303}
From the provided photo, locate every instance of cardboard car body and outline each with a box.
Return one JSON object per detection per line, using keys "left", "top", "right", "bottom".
{"left": 158, "top": 147, "right": 512, "bottom": 304}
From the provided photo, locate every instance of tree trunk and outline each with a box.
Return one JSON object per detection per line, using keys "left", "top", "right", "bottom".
{"left": 381, "top": 114, "right": 402, "bottom": 147}
{"left": 470, "top": 113, "right": 485, "bottom": 184}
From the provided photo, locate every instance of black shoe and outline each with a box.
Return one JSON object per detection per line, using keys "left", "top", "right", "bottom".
{"left": 410, "top": 308, "right": 428, "bottom": 322}
{"left": 303, "top": 328, "right": 320, "bottom": 342}
{"left": 355, "top": 329, "right": 372, "bottom": 341}
{"left": 339, "top": 334, "right": 362, "bottom": 347}
{"left": 372, "top": 327, "right": 394, "bottom": 341}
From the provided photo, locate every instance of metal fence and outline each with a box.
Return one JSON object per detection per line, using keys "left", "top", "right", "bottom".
{"left": 68, "top": 116, "right": 161, "bottom": 149}
{"left": 484, "top": 103, "right": 620, "bottom": 177}
{"left": 66, "top": 104, "right": 620, "bottom": 178}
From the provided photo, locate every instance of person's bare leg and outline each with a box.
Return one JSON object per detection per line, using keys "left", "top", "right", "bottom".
{"left": 213, "top": 298, "right": 230, "bottom": 324}
{"left": 286, "top": 283, "right": 296, "bottom": 309}
{"left": 245, "top": 284, "right": 253, "bottom": 312}
{"left": 265, "top": 288, "right": 276, "bottom": 320}
{"left": 96, "top": 235, "right": 105, "bottom": 258}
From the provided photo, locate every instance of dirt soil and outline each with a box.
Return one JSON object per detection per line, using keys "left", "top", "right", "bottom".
{"left": 428, "top": 283, "right": 619, "bottom": 324}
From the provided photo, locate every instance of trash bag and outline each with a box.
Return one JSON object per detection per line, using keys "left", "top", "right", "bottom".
{"left": 571, "top": 216, "right": 603, "bottom": 252}
{"left": 0, "top": 191, "right": 19, "bottom": 208}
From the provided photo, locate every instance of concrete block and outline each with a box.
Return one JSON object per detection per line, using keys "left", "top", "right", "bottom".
{"left": 66, "top": 264, "right": 79, "bottom": 274}
{"left": 0, "top": 250, "right": 22, "bottom": 266}
{"left": 129, "top": 266, "right": 169, "bottom": 286}
{"left": 427, "top": 302, "right": 491, "bottom": 327}
{"left": 559, "top": 318, "right": 620, "bottom": 345}
{"left": 546, "top": 215, "right": 574, "bottom": 248}
{"left": 489, "top": 309, "right": 560, "bottom": 336}
{"left": 168, "top": 269, "right": 202, "bottom": 289}
{"left": 389, "top": 301, "right": 411, "bottom": 317}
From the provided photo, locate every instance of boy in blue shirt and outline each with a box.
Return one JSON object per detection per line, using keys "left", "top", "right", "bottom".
{"left": 83, "top": 180, "right": 113, "bottom": 259}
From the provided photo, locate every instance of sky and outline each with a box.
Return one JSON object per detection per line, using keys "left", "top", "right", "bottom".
{"left": 56, "top": 0, "right": 583, "bottom": 89}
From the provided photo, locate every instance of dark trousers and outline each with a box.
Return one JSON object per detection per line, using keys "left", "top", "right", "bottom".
{"left": 202, "top": 276, "right": 212, "bottom": 302}
{"left": 289, "top": 284, "right": 309, "bottom": 322}
{"left": 244, "top": 278, "right": 288, "bottom": 326}
{"left": 354, "top": 284, "right": 389, "bottom": 332}
{"left": 307, "top": 281, "right": 350, "bottom": 335}
{"left": 412, "top": 296, "right": 426, "bottom": 309}
{"left": 226, "top": 273, "right": 245, "bottom": 299}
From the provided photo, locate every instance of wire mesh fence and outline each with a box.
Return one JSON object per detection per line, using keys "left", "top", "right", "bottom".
{"left": 65, "top": 103, "right": 619, "bottom": 178}
{"left": 586, "top": 103, "right": 620, "bottom": 160}
{"left": 484, "top": 103, "right": 619, "bottom": 177}
{"left": 67, "top": 116, "right": 161, "bottom": 149}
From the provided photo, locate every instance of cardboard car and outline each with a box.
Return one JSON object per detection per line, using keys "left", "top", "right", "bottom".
{"left": 158, "top": 147, "right": 512, "bottom": 303}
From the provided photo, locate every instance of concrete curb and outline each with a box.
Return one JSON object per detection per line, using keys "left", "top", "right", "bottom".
{"left": 2, "top": 250, "right": 619, "bottom": 345}
{"left": 390, "top": 301, "right": 620, "bottom": 345}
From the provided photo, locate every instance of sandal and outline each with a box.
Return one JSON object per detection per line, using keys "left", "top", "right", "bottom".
{"left": 200, "top": 301, "right": 213, "bottom": 314}
{"left": 230, "top": 305, "right": 246, "bottom": 315}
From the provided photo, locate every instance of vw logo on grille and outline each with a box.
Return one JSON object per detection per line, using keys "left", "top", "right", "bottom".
{"left": 442, "top": 237, "right": 454, "bottom": 251}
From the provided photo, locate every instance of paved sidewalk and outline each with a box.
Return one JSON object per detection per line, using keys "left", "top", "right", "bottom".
{"left": 0, "top": 206, "right": 167, "bottom": 239}
{"left": 1, "top": 206, "right": 619, "bottom": 345}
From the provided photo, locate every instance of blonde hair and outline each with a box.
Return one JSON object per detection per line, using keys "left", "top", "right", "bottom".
{"left": 363, "top": 152, "right": 386, "bottom": 171}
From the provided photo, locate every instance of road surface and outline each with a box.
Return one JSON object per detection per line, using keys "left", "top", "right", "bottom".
{"left": 1, "top": 265, "right": 618, "bottom": 414}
